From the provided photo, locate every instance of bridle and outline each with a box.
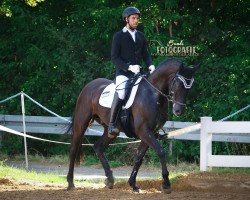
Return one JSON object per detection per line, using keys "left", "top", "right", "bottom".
{"left": 167, "top": 73, "right": 194, "bottom": 106}
{"left": 142, "top": 72, "right": 194, "bottom": 106}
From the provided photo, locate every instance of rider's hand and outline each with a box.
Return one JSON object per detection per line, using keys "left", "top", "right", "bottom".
{"left": 148, "top": 65, "right": 155, "bottom": 74}
{"left": 128, "top": 65, "right": 140, "bottom": 74}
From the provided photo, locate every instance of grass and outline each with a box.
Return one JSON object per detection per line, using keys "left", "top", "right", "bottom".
{"left": 0, "top": 162, "right": 105, "bottom": 188}
{"left": 0, "top": 154, "right": 249, "bottom": 187}
{"left": 2, "top": 154, "right": 70, "bottom": 165}
{"left": 1, "top": 154, "right": 121, "bottom": 168}
{"left": 0, "top": 154, "right": 198, "bottom": 186}
{"left": 83, "top": 155, "right": 99, "bottom": 166}
{"left": 209, "top": 167, "right": 250, "bottom": 174}
{"left": 0, "top": 162, "right": 66, "bottom": 184}
{"left": 0, "top": 161, "right": 195, "bottom": 186}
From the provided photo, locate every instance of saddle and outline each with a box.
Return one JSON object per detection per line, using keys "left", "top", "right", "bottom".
{"left": 99, "top": 75, "right": 142, "bottom": 109}
{"left": 99, "top": 74, "right": 143, "bottom": 138}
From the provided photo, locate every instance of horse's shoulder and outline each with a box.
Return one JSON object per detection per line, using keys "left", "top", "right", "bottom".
{"left": 83, "top": 78, "right": 111, "bottom": 90}
{"left": 89, "top": 78, "right": 113, "bottom": 90}
{"left": 94, "top": 78, "right": 113, "bottom": 84}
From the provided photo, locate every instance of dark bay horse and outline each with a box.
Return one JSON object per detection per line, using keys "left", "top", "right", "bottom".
{"left": 67, "top": 58, "right": 199, "bottom": 193}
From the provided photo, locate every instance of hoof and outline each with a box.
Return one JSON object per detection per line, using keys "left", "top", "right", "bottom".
{"left": 161, "top": 185, "right": 172, "bottom": 194}
{"left": 133, "top": 187, "right": 142, "bottom": 193}
{"left": 67, "top": 184, "right": 75, "bottom": 191}
{"left": 105, "top": 178, "right": 114, "bottom": 189}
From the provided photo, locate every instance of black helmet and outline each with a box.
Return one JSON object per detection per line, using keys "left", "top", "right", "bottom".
{"left": 122, "top": 7, "right": 141, "bottom": 20}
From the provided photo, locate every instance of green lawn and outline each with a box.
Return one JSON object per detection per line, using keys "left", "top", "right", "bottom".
{"left": 0, "top": 155, "right": 249, "bottom": 186}
{"left": 0, "top": 162, "right": 104, "bottom": 187}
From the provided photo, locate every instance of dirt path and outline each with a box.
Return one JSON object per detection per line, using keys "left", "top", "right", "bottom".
{"left": 0, "top": 173, "right": 249, "bottom": 200}
{"left": 1, "top": 162, "right": 250, "bottom": 199}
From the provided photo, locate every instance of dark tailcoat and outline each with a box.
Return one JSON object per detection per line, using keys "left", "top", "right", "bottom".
{"left": 111, "top": 29, "right": 152, "bottom": 77}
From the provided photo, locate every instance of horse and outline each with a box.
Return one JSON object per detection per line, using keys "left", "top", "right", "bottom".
{"left": 67, "top": 58, "right": 199, "bottom": 193}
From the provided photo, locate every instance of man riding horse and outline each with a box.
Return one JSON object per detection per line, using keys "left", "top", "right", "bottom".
{"left": 108, "top": 7, "right": 156, "bottom": 138}
{"left": 67, "top": 6, "right": 199, "bottom": 194}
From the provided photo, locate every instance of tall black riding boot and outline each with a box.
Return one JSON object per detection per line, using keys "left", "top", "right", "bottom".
{"left": 108, "top": 93, "right": 122, "bottom": 138}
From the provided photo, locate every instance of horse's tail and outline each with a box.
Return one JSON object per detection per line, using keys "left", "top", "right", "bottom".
{"left": 65, "top": 115, "right": 73, "bottom": 135}
{"left": 75, "top": 138, "right": 83, "bottom": 166}
{"left": 75, "top": 117, "right": 95, "bottom": 165}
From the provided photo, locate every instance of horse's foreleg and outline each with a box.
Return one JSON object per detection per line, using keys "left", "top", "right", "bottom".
{"left": 67, "top": 118, "right": 90, "bottom": 191}
{"left": 128, "top": 141, "right": 149, "bottom": 192}
{"left": 139, "top": 128, "right": 171, "bottom": 194}
{"left": 93, "top": 127, "right": 115, "bottom": 189}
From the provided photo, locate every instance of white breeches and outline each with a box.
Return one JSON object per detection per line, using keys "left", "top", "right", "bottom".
{"left": 115, "top": 75, "right": 129, "bottom": 100}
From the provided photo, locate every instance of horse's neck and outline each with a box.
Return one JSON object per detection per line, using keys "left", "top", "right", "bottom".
{"left": 147, "top": 68, "right": 174, "bottom": 124}
{"left": 149, "top": 68, "right": 174, "bottom": 93}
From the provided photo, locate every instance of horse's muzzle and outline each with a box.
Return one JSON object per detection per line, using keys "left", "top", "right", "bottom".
{"left": 173, "top": 103, "right": 185, "bottom": 116}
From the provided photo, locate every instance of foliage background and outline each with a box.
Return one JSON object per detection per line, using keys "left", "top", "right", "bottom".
{"left": 0, "top": 0, "right": 249, "bottom": 164}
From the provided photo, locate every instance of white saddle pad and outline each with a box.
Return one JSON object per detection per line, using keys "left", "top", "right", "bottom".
{"left": 99, "top": 77, "right": 142, "bottom": 109}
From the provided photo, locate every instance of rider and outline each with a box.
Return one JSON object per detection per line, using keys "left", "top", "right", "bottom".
{"left": 108, "top": 6, "right": 155, "bottom": 138}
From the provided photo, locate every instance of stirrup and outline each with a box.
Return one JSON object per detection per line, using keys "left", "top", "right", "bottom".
{"left": 108, "top": 123, "right": 120, "bottom": 138}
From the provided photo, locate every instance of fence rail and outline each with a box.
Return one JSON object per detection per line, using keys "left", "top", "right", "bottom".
{"left": 1, "top": 92, "right": 249, "bottom": 170}
{"left": 1, "top": 115, "right": 250, "bottom": 143}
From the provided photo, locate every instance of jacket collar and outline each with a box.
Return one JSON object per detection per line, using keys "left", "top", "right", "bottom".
{"left": 122, "top": 26, "right": 137, "bottom": 33}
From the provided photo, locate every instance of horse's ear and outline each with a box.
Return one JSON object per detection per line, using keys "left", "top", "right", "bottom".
{"left": 179, "top": 62, "right": 199, "bottom": 77}
{"left": 179, "top": 63, "right": 185, "bottom": 74}
{"left": 193, "top": 63, "right": 201, "bottom": 71}
{"left": 187, "top": 63, "right": 200, "bottom": 74}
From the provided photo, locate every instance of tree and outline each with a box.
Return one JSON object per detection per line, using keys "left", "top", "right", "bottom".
{"left": 0, "top": 0, "right": 249, "bottom": 158}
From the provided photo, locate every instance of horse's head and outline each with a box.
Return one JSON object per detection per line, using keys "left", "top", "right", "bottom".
{"left": 168, "top": 63, "right": 200, "bottom": 116}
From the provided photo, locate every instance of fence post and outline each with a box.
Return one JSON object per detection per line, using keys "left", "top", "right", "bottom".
{"left": 200, "top": 117, "right": 212, "bottom": 171}
{"left": 168, "top": 140, "right": 173, "bottom": 156}
{"left": 21, "top": 92, "right": 28, "bottom": 169}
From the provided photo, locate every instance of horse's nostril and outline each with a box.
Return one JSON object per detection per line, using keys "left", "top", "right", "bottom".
{"left": 174, "top": 109, "right": 182, "bottom": 116}
{"left": 176, "top": 110, "right": 181, "bottom": 114}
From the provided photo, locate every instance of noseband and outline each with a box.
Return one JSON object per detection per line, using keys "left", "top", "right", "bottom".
{"left": 177, "top": 73, "right": 194, "bottom": 89}
{"left": 142, "top": 73, "right": 194, "bottom": 106}
{"left": 167, "top": 73, "right": 194, "bottom": 106}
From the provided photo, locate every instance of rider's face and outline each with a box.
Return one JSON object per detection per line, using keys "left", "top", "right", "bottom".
{"left": 126, "top": 14, "right": 140, "bottom": 30}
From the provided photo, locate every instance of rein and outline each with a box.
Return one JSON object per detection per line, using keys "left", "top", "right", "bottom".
{"left": 114, "top": 71, "right": 193, "bottom": 107}
{"left": 142, "top": 76, "right": 172, "bottom": 100}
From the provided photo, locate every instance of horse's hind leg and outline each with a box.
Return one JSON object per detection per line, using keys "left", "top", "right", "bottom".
{"left": 93, "top": 126, "right": 115, "bottom": 189}
{"left": 67, "top": 114, "right": 92, "bottom": 191}
{"left": 128, "top": 141, "right": 149, "bottom": 192}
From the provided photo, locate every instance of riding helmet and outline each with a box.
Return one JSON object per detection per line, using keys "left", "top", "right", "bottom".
{"left": 122, "top": 7, "right": 141, "bottom": 20}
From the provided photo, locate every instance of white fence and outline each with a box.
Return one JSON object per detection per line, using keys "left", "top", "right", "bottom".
{"left": 1, "top": 115, "right": 250, "bottom": 143}
{"left": 1, "top": 92, "right": 249, "bottom": 171}
{"left": 0, "top": 114, "right": 197, "bottom": 138}
{"left": 1, "top": 115, "right": 250, "bottom": 171}
{"left": 200, "top": 117, "right": 250, "bottom": 171}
